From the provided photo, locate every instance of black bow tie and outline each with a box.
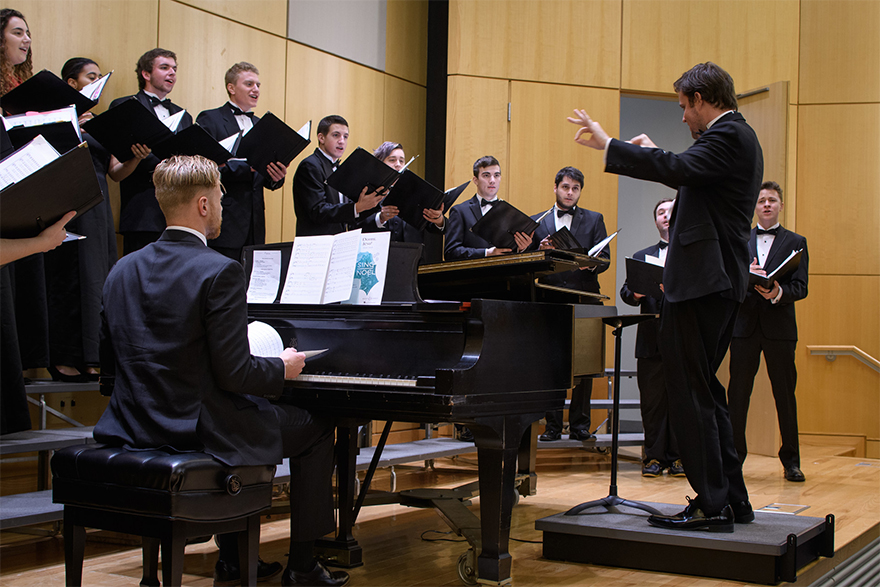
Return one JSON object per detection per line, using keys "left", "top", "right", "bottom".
{"left": 658, "top": 241, "right": 668, "bottom": 249}
{"left": 556, "top": 207, "right": 575, "bottom": 218}
{"left": 147, "top": 95, "right": 171, "bottom": 108}
{"left": 229, "top": 104, "right": 255, "bottom": 119}
{"left": 756, "top": 227, "right": 778, "bottom": 236}
{"left": 480, "top": 198, "right": 498, "bottom": 208}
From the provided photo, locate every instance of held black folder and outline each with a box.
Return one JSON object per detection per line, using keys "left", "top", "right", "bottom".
{"left": 547, "top": 226, "right": 583, "bottom": 251}
{"left": 442, "top": 180, "right": 470, "bottom": 212}
{"left": 0, "top": 70, "right": 97, "bottom": 116}
{"left": 0, "top": 143, "right": 103, "bottom": 238}
{"left": 7, "top": 120, "right": 81, "bottom": 155}
{"left": 749, "top": 249, "right": 802, "bottom": 289}
{"left": 149, "top": 124, "right": 232, "bottom": 166}
{"left": 82, "top": 98, "right": 175, "bottom": 162}
{"left": 469, "top": 200, "right": 539, "bottom": 251}
{"left": 380, "top": 170, "right": 445, "bottom": 231}
{"left": 236, "top": 112, "right": 310, "bottom": 181}
{"left": 325, "top": 147, "right": 399, "bottom": 201}
{"left": 625, "top": 257, "right": 664, "bottom": 300}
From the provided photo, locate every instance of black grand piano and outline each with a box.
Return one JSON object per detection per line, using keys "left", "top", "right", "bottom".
{"left": 245, "top": 243, "right": 607, "bottom": 585}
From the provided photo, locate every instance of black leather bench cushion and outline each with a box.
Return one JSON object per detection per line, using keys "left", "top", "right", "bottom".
{"left": 52, "top": 445, "right": 274, "bottom": 521}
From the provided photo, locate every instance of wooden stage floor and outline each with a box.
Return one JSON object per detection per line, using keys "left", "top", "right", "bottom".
{"left": 1, "top": 444, "right": 877, "bottom": 586}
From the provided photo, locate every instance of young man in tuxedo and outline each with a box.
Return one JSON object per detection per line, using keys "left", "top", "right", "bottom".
{"left": 444, "top": 155, "right": 532, "bottom": 260}
{"left": 110, "top": 48, "right": 193, "bottom": 255}
{"left": 727, "top": 181, "right": 809, "bottom": 482}
{"left": 196, "top": 62, "right": 288, "bottom": 262}
{"left": 620, "top": 198, "right": 684, "bottom": 477}
{"left": 94, "top": 155, "right": 350, "bottom": 587}
{"left": 292, "top": 115, "right": 385, "bottom": 236}
{"left": 531, "top": 166, "right": 609, "bottom": 442}
{"left": 570, "top": 62, "right": 762, "bottom": 532}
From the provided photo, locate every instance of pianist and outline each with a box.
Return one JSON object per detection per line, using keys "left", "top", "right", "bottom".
{"left": 93, "top": 155, "right": 350, "bottom": 587}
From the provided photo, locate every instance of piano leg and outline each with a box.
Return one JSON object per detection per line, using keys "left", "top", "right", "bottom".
{"left": 471, "top": 413, "right": 543, "bottom": 586}
{"left": 315, "top": 424, "right": 364, "bottom": 568}
{"left": 516, "top": 421, "right": 540, "bottom": 497}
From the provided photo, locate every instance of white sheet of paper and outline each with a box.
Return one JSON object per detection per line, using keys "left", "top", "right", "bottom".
{"left": 0, "top": 134, "right": 61, "bottom": 191}
{"left": 297, "top": 120, "right": 311, "bottom": 140}
{"left": 246, "top": 250, "right": 282, "bottom": 303}
{"left": 280, "top": 234, "right": 335, "bottom": 304}
{"left": 644, "top": 254, "right": 664, "bottom": 267}
{"left": 2, "top": 105, "right": 83, "bottom": 144}
{"left": 219, "top": 132, "right": 240, "bottom": 153}
{"left": 163, "top": 109, "right": 186, "bottom": 132}
{"left": 588, "top": 229, "right": 619, "bottom": 257}
{"left": 351, "top": 231, "right": 391, "bottom": 305}
{"left": 247, "top": 320, "right": 284, "bottom": 357}
{"left": 323, "top": 229, "right": 362, "bottom": 304}
{"left": 79, "top": 71, "right": 112, "bottom": 101}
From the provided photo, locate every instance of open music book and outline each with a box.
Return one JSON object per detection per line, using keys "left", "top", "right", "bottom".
{"left": 625, "top": 256, "right": 664, "bottom": 299}
{"left": 247, "top": 230, "right": 392, "bottom": 305}
{"left": 247, "top": 320, "right": 328, "bottom": 359}
{"left": 0, "top": 69, "right": 106, "bottom": 116}
{"left": 470, "top": 201, "right": 539, "bottom": 250}
{"left": 588, "top": 230, "right": 618, "bottom": 258}
{"left": 749, "top": 249, "right": 803, "bottom": 289}
{"left": 3, "top": 105, "right": 83, "bottom": 154}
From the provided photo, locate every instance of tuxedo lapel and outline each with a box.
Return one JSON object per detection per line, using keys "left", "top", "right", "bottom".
{"left": 765, "top": 226, "right": 792, "bottom": 272}
{"left": 135, "top": 91, "right": 157, "bottom": 118}
{"left": 570, "top": 208, "right": 583, "bottom": 234}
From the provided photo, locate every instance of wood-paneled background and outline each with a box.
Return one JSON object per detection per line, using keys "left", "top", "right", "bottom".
{"left": 446, "top": 0, "right": 879, "bottom": 457}
{"left": 11, "top": 0, "right": 878, "bottom": 455}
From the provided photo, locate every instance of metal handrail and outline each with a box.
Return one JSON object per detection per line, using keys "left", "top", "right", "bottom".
{"left": 807, "top": 345, "right": 880, "bottom": 373}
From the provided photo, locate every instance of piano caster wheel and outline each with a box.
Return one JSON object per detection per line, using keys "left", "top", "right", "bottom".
{"left": 513, "top": 488, "right": 520, "bottom": 507}
{"left": 457, "top": 549, "right": 478, "bottom": 585}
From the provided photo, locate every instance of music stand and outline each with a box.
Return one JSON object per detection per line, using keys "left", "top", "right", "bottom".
{"left": 566, "top": 314, "right": 662, "bottom": 516}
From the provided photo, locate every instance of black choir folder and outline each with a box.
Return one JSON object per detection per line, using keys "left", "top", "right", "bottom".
{"left": 625, "top": 257, "right": 664, "bottom": 300}
{"left": 236, "top": 112, "right": 310, "bottom": 182}
{"left": 470, "top": 200, "right": 539, "bottom": 251}
{"left": 547, "top": 226, "right": 583, "bottom": 251}
{"left": 0, "top": 70, "right": 100, "bottom": 116}
{"left": 326, "top": 147, "right": 399, "bottom": 200}
{"left": 0, "top": 142, "right": 103, "bottom": 238}
{"left": 82, "top": 98, "right": 230, "bottom": 165}
{"left": 5, "top": 107, "right": 82, "bottom": 154}
{"left": 749, "top": 249, "right": 803, "bottom": 289}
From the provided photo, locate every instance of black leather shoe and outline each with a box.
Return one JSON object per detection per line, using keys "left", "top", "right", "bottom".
{"left": 648, "top": 498, "right": 734, "bottom": 533}
{"left": 668, "top": 459, "right": 686, "bottom": 477}
{"left": 569, "top": 430, "right": 596, "bottom": 441}
{"left": 282, "top": 561, "right": 350, "bottom": 586}
{"left": 642, "top": 459, "right": 664, "bottom": 477}
{"left": 784, "top": 466, "right": 806, "bottom": 482}
{"left": 731, "top": 500, "right": 755, "bottom": 523}
{"left": 539, "top": 429, "right": 561, "bottom": 441}
{"left": 457, "top": 426, "right": 474, "bottom": 442}
{"left": 214, "top": 558, "right": 283, "bottom": 586}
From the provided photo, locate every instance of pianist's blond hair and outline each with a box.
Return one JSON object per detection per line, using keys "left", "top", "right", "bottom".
{"left": 153, "top": 155, "right": 221, "bottom": 216}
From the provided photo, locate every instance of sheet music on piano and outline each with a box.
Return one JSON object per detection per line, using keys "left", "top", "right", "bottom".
{"left": 246, "top": 250, "right": 282, "bottom": 303}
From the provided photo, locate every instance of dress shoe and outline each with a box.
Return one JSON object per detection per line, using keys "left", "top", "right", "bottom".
{"left": 668, "top": 459, "right": 686, "bottom": 477}
{"left": 731, "top": 500, "right": 755, "bottom": 523}
{"left": 457, "top": 426, "right": 474, "bottom": 442}
{"left": 641, "top": 459, "right": 664, "bottom": 477}
{"left": 538, "top": 429, "right": 561, "bottom": 441}
{"left": 569, "top": 430, "right": 596, "bottom": 441}
{"left": 647, "top": 497, "right": 734, "bottom": 533}
{"left": 214, "top": 558, "right": 283, "bottom": 586}
{"left": 282, "top": 561, "right": 350, "bottom": 587}
{"left": 47, "top": 365, "right": 90, "bottom": 383}
{"left": 784, "top": 466, "right": 806, "bottom": 482}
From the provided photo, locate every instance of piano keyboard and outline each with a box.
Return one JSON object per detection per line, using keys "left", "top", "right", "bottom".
{"left": 295, "top": 373, "right": 419, "bottom": 388}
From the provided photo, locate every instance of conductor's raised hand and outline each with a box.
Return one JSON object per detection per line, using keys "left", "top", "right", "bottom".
{"left": 628, "top": 134, "right": 657, "bottom": 148}
{"left": 567, "top": 109, "right": 609, "bottom": 150}
{"left": 354, "top": 185, "right": 386, "bottom": 214}
{"left": 280, "top": 347, "right": 307, "bottom": 380}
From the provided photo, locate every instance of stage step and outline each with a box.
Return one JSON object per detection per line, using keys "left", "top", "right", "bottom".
{"left": 537, "top": 433, "right": 644, "bottom": 449}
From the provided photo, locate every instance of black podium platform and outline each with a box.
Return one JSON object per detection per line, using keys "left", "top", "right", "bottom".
{"left": 537, "top": 502, "right": 834, "bottom": 585}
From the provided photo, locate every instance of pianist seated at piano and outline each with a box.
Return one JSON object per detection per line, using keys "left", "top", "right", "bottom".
{"left": 92, "top": 155, "right": 350, "bottom": 587}
{"left": 444, "top": 155, "right": 532, "bottom": 260}
{"left": 365, "top": 141, "right": 445, "bottom": 262}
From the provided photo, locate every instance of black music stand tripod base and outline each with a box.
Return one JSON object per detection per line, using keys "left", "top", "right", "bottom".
{"left": 566, "top": 314, "right": 660, "bottom": 518}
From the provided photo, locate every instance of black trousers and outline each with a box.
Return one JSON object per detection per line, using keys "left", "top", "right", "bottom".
{"left": 727, "top": 331, "right": 800, "bottom": 468}
{"left": 545, "top": 377, "right": 592, "bottom": 434}
{"left": 217, "top": 403, "right": 335, "bottom": 563}
{"left": 637, "top": 355, "right": 679, "bottom": 465}
{"left": 659, "top": 295, "right": 748, "bottom": 515}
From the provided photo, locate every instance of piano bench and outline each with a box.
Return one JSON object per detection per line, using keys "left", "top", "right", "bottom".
{"left": 51, "top": 444, "right": 275, "bottom": 587}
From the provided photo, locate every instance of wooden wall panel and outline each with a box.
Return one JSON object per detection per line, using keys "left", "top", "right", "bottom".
{"left": 799, "top": 0, "right": 880, "bottom": 104}
{"left": 796, "top": 103, "right": 880, "bottom": 276}
{"left": 15, "top": 0, "right": 159, "bottom": 109}
{"left": 283, "top": 42, "right": 386, "bottom": 241}
{"left": 621, "top": 0, "right": 800, "bottom": 100}
{"left": 797, "top": 275, "right": 880, "bottom": 440}
{"left": 444, "top": 76, "right": 509, "bottom": 200}
{"left": 385, "top": 0, "right": 428, "bottom": 87}
{"left": 448, "top": 0, "right": 621, "bottom": 88}
{"left": 738, "top": 81, "right": 788, "bottom": 195}
{"left": 508, "top": 81, "right": 620, "bottom": 298}
{"left": 383, "top": 76, "right": 426, "bottom": 177}
{"left": 176, "top": 0, "right": 287, "bottom": 37}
